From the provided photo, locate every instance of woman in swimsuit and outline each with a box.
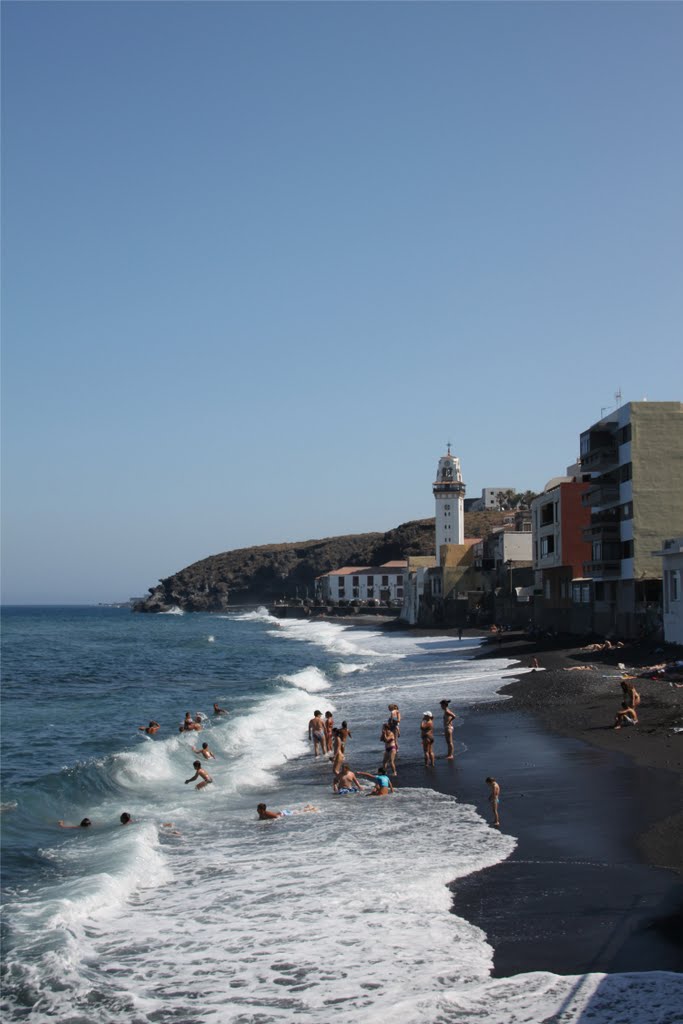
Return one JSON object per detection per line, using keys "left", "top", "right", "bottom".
{"left": 324, "top": 711, "right": 334, "bottom": 754}
{"left": 420, "top": 713, "right": 435, "bottom": 767}
{"left": 387, "top": 704, "right": 401, "bottom": 748}
{"left": 381, "top": 723, "right": 398, "bottom": 776}
{"left": 331, "top": 728, "right": 345, "bottom": 774}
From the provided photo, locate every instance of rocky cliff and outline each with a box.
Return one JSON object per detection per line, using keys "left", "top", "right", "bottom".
{"left": 134, "top": 512, "right": 506, "bottom": 612}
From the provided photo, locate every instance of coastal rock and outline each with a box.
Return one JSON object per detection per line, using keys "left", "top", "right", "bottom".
{"left": 133, "top": 512, "right": 507, "bottom": 613}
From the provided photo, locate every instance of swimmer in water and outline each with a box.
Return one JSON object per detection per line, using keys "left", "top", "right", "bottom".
{"left": 357, "top": 770, "right": 394, "bottom": 796}
{"left": 213, "top": 703, "right": 228, "bottom": 716}
{"left": 333, "top": 763, "right": 364, "bottom": 793}
{"left": 58, "top": 818, "right": 92, "bottom": 828}
{"left": 192, "top": 742, "right": 216, "bottom": 760}
{"left": 138, "top": 721, "right": 160, "bottom": 735}
{"left": 120, "top": 812, "right": 133, "bottom": 825}
{"left": 257, "top": 803, "right": 318, "bottom": 819}
{"left": 185, "top": 761, "right": 213, "bottom": 790}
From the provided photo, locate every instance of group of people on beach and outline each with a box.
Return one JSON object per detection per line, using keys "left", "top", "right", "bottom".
{"left": 302, "top": 701, "right": 500, "bottom": 825}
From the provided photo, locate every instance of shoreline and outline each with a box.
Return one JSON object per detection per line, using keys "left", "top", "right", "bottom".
{"left": 328, "top": 618, "right": 683, "bottom": 976}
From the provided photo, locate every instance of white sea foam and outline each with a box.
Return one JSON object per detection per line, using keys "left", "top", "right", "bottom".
{"left": 159, "top": 606, "right": 184, "bottom": 615}
{"left": 231, "top": 606, "right": 274, "bottom": 622}
{"left": 278, "top": 665, "right": 331, "bottom": 691}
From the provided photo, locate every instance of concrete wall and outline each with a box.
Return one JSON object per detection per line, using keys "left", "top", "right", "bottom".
{"left": 630, "top": 403, "right": 683, "bottom": 579}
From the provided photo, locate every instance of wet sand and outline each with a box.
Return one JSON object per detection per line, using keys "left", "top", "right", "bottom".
{"left": 397, "top": 635, "right": 683, "bottom": 976}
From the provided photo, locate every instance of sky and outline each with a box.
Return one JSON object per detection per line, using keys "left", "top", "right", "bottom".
{"left": 2, "top": 1, "right": 682, "bottom": 604}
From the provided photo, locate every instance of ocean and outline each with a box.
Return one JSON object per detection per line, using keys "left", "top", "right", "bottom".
{"left": 1, "top": 606, "right": 680, "bottom": 1024}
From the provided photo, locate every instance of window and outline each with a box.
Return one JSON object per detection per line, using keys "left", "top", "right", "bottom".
{"left": 382, "top": 576, "right": 389, "bottom": 586}
{"left": 352, "top": 588, "right": 359, "bottom": 598}
{"left": 673, "top": 571, "right": 681, "bottom": 602}
{"left": 540, "top": 535, "right": 555, "bottom": 557}
{"left": 618, "top": 423, "right": 632, "bottom": 445}
{"left": 572, "top": 582, "right": 591, "bottom": 604}
{"left": 621, "top": 502, "right": 633, "bottom": 520}
{"left": 353, "top": 576, "right": 359, "bottom": 586}
{"left": 397, "top": 575, "right": 403, "bottom": 585}
{"left": 367, "top": 587, "right": 374, "bottom": 598}
{"left": 620, "top": 462, "right": 632, "bottom": 483}
{"left": 622, "top": 540, "right": 634, "bottom": 559}
{"left": 544, "top": 578, "right": 551, "bottom": 599}
{"left": 540, "top": 503, "right": 554, "bottom": 527}
{"left": 338, "top": 580, "right": 345, "bottom": 593}
{"left": 397, "top": 588, "right": 403, "bottom": 599}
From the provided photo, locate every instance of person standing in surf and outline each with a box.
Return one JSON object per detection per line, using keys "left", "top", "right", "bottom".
{"left": 308, "top": 710, "right": 327, "bottom": 755}
{"left": 380, "top": 722, "right": 398, "bottom": 776}
{"left": 440, "top": 700, "right": 457, "bottom": 760}
{"left": 486, "top": 777, "right": 500, "bottom": 827}
{"left": 185, "top": 761, "right": 213, "bottom": 791}
{"left": 420, "top": 713, "right": 435, "bottom": 767}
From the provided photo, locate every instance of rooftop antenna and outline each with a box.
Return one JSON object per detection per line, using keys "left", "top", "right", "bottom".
{"left": 447, "top": 441, "right": 452, "bottom": 455}
{"left": 615, "top": 387, "right": 622, "bottom": 409}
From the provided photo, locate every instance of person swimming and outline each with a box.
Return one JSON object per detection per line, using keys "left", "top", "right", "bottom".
{"left": 185, "top": 761, "right": 213, "bottom": 790}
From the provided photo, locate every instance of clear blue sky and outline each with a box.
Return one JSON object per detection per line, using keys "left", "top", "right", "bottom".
{"left": 2, "top": 1, "right": 682, "bottom": 604}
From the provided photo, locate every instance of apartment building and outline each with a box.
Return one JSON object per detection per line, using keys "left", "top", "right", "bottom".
{"left": 579, "top": 401, "right": 683, "bottom": 637}
{"left": 531, "top": 468, "right": 592, "bottom": 632}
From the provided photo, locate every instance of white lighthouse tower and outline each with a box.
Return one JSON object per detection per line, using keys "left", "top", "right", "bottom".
{"left": 433, "top": 443, "right": 466, "bottom": 565}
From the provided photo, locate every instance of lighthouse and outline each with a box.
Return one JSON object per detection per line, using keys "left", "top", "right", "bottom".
{"left": 433, "top": 443, "right": 466, "bottom": 565}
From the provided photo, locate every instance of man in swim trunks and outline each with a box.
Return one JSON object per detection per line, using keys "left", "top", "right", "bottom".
{"left": 213, "top": 703, "right": 228, "bottom": 715}
{"left": 357, "top": 770, "right": 394, "bottom": 796}
{"left": 192, "top": 742, "right": 216, "bottom": 760}
{"left": 185, "top": 761, "right": 213, "bottom": 790}
{"left": 308, "top": 710, "right": 327, "bottom": 755}
{"left": 58, "top": 818, "right": 92, "bottom": 828}
{"left": 440, "top": 700, "right": 457, "bottom": 760}
{"left": 486, "top": 777, "right": 500, "bottom": 827}
{"left": 333, "top": 763, "right": 364, "bottom": 793}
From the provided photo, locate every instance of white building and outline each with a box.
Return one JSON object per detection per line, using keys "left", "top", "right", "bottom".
{"left": 433, "top": 444, "right": 466, "bottom": 564}
{"left": 469, "top": 487, "right": 515, "bottom": 511}
{"left": 653, "top": 538, "right": 683, "bottom": 645}
{"left": 316, "top": 562, "right": 407, "bottom": 604}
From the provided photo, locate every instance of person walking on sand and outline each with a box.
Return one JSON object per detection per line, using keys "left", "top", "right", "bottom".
{"left": 192, "top": 741, "right": 215, "bottom": 760}
{"left": 185, "top": 760, "right": 213, "bottom": 790}
{"left": 380, "top": 722, "right": 398, "bottom": 776}
{"left": 308, "top": 710, "right": 327, "bottom": 755}
{"left": 440, "top": 700, "right": 457, "bottom": 760}
{"left": 486, "top": 777, "right": 500, "bottom": 827}
{"left": 420, "top": 713, "right": 435, "bottom": 767}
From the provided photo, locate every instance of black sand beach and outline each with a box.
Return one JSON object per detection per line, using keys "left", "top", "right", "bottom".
{"left": 333, "top": 618, "right": 683, "bottom": 978}
{"left": 395, "top": 632, "right": 683, "bottom": 977}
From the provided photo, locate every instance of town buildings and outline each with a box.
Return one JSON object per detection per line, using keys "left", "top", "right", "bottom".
{"left": 315, "top": 561, "right": 407, "bottom": 605}
{"left": 577, "top": 401, "right": 683, "bottom": 637}
{"left": 653, "top": 538, "right": 683, "bottom": 645}
{"left": 531, "top": 465, "right": 593, "bottom": 633}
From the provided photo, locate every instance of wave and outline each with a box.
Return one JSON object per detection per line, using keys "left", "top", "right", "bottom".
{"left": 230, "top": 606, "right": 273, "bottom": 623}
{"left": 159, "top": 606, "right": 184, "bottom": 616}
{"left": 278, "top": 666, "right": 331, "bottom": 692}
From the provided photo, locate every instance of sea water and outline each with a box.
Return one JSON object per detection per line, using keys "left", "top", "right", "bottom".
{"left": 1, "top": 606, "right": 680, "bottom": 1024}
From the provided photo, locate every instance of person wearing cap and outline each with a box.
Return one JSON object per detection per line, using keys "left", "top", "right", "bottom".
{"left": 440, "top": 700, "right": 457, "bottom": 761}
{"left": 420, "top": 713, "right": 435, "bottom": 767}
{"left": 356, "top": 770, "right": 394, "bottom": 796}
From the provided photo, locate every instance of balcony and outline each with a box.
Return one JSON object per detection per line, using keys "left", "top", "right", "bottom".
{"left": 583, "top": 560, "right": 621, "bottom": 578}
{"left": 582, "top": 483, "right": 619, "bottom": 507}
{"left": 582, "top": 522, "right": 620, "bottom": 543}
{"left": 581, "top": 442, "right": 619, "bottom": 472}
